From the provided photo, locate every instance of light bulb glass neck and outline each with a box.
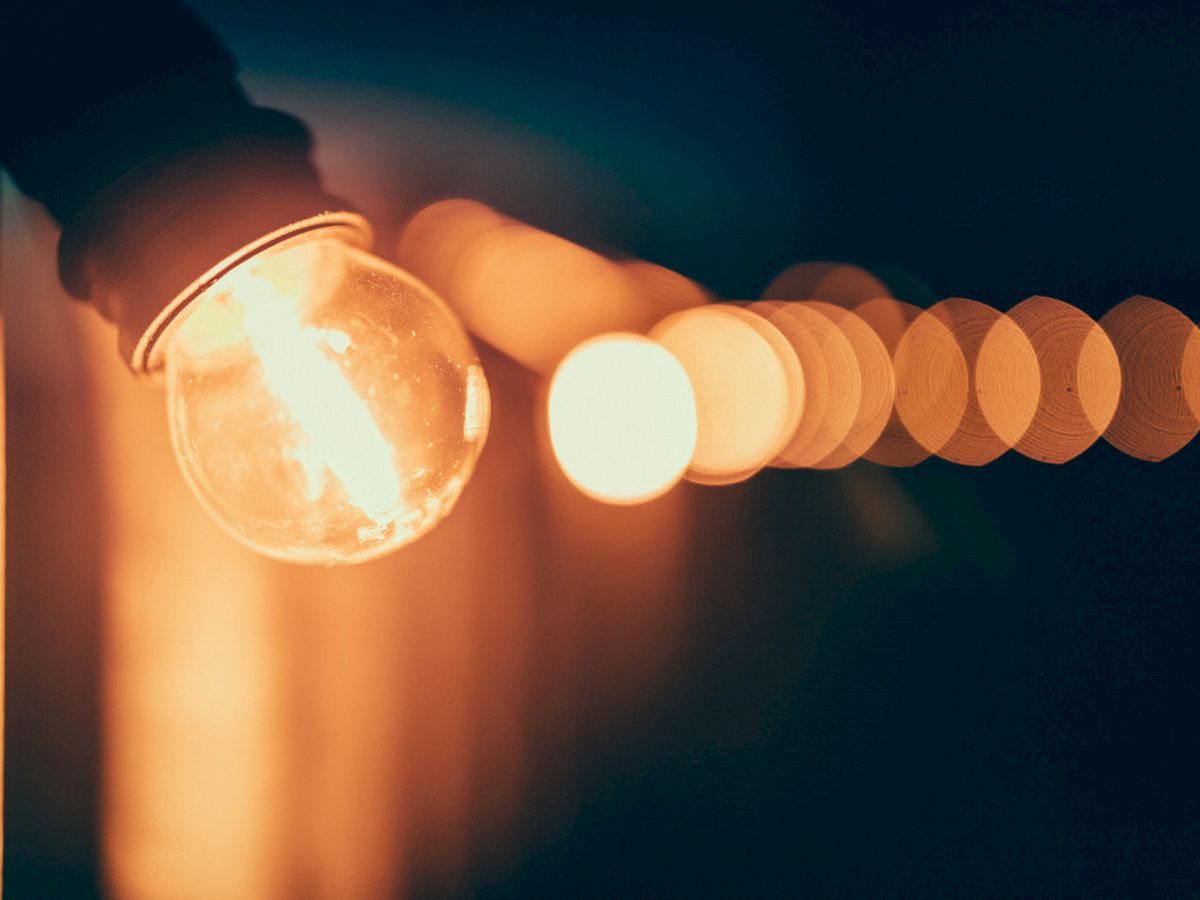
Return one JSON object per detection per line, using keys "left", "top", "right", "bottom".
{"left": 131, "top": 212, "right": 372, "bottom": 376}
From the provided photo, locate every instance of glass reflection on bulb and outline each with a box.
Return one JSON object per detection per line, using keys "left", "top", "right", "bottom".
{"left": 162, "top": 232, "right": 489, "bottom": 565}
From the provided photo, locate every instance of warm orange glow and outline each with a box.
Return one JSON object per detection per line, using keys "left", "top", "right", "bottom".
{"left": 17, "top": 151, "right": 1200, "bottom": 900}
{"left": 236, "top": 270, "right": 402, "bottom": 528}
{"left": 1100, "top": 295, "right": 1200, "bottom": 461}
{"left": 748, "top": 302, "right": 830, "bottom": 466}
{"left": 82, "top": 295, "right": 695, "bottom": 899}
{"left": 398, "top": 202, "right": 649, "bottom": 374}
{"left": 762, "top": 261, "right": 892, "bottom": 308}
{"left": 854, "top": 298, "right": 932, "bottom": 467}
{"left": 1079, "top": 326, "right": 1124, "bottom": 438}
{"left": 619, "top": 260, "right": 711, "bottom": 319}
{"left": 3, "top": 185, "right": 699, "bottom": 900}
{"left": 974, "top": 307, "right": 1041, "bottom": 454}
{"left": 81, "top": 313, "right": 289, "bottom": 899}
{"left": 893, "top": 305, "right": 970, "bottom": 459}
{"left": 767, "top": 302, "right": 862, "bottom": 467}
{"left": 454, "top": 224, "right": 643, "bottom": 373}
{"left": 0, "top": 314, "right": 5, "bottom": 890}
{"left": 165, "top": 234, "right": 488, "bottom": 565}
{"left": 548, "top": 334, "right": 697, "bottom": 504}
{"left": 397, "top": 201, "right": 718, "bottom": 376}
{"left": 803, "top": 301, "right": 895, "bottom": 469}
{"left": 733, "top": 302, "right": 809, "bottom": 453}
{"left": 395, "top": 199, "right": 507, "bottom": 301}
{"left": 759, "top": 266, "right": 892, "bottom": 469}
{"left": 400, "top": 204, "right": 1200, "bottom": 470}
{"left": 896, "top": 298, "right": 1037, "bottom": 466}
{"left": 1183, "top": 327, "right": 1200, "bottom": 425}
{"left": 1007, "top": 296, "right": 1121, "bottom": 463}
{"left": 650, "top": 305, "right": 803, "bottom": 484}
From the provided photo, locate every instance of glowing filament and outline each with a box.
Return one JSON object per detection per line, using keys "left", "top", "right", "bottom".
{"left": 238, "top": 273, "right": 401, "bottom": 529}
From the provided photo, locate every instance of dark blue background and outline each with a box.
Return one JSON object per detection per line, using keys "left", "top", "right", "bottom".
{"left": 6, "top": 0, "right": 1200, "bottom": 894}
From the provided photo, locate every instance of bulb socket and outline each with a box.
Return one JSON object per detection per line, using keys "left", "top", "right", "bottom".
{"left": 57, "top": 109, "right": 371, "bottom": 374}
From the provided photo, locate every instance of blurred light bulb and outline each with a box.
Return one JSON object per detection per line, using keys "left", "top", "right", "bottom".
{"left": 548, "top": 333, "right": 697, "bottom": 504}
{"left": 159, "top": 228, "right": 490, "bottom": 565}
{"left": 650, "top": 305, "right": 803, "bottom": 484}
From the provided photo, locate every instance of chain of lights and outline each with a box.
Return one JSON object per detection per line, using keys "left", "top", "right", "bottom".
{"left": 397, "top": 199, "right": 1200, "bottom": 506}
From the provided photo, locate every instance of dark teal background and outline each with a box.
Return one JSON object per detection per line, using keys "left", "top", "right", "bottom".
{"left": 5, "top": 0, "right": 1200, "bottom": 895}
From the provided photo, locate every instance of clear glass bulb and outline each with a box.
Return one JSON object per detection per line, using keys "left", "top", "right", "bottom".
{"left": 162, "top": 232, "right": 490, "bottom": 565}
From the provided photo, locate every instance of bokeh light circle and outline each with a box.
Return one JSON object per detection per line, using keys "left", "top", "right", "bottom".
{"left": 1101, "top": 295, "right": 1200, "bottom": 461}
{"left": 854, "top": 298, "right": 933, "bottom": 467}
{"left": 1008, "top": 295, "right": 1120, "bottom": 464}
{"left": 803, "top": 300, "right": 895, "bottom": 469}
{"left": 765, "top": 302, "right": 860, "bottom": 468}
{"left": 651, "top": 305, "right": 804, "bottom": 485}
{"left": 548, "top": 333, "right": 698, "bottom": 504}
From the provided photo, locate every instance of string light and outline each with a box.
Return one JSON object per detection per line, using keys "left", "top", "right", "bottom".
{"left": 163, "top": 221, "right": 489, "bottom": 565}
{"left": 397, "top": 199, "right": 1200, "bottom": 509}
{"left": 547, "top": 334, "right": 697, "bottom": 504}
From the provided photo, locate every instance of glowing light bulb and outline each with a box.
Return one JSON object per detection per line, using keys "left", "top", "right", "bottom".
{"left": 548, "top": 333, "right": 697, "bottom": 504}
{"left": 160, "top": 229, "right": 490, "bottom": 565}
